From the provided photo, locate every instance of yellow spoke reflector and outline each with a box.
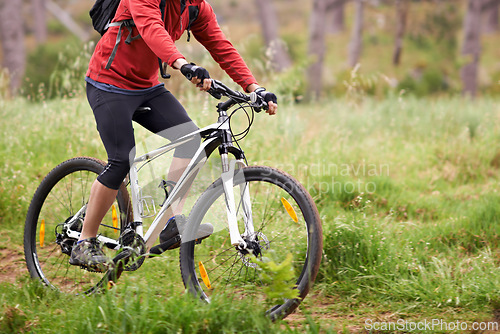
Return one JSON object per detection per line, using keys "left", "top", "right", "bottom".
{"left": 40, "top": 219, "right": 45, "bottom": 248}
{"left": 199, "top": 261, "right": 212, "bottom": 290}
{"left": 281, "top": 197, "right": 299, "bottom": 223}
{"left": 112, "top": 205, "right": 118, "bottom": 233}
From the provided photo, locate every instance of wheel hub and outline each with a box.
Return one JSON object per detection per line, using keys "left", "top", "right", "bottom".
{"left": 55, "top": 216, "right": 81, "bottom": 255}
{"left": 237, "top": 232, "right": 270, "bottom": 268}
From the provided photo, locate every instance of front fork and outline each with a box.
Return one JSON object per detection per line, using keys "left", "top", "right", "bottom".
{"left": 220, "top": 154, "right": 255, "bottom": 249}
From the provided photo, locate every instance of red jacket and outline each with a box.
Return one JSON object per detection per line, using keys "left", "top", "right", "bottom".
{"left": 86, "top": 0, "right": 257, "bottom": 90}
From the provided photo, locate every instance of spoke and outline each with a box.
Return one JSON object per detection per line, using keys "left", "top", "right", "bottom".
{"left": 254, "top": 183, "right": 275, "bottom": 234}
{"left": 202, "top": 246, "right": 236, "bottom": 267}
{"left": 232, "top": 258, "right": 250, "bottom": 284}
{"left": 48, "top": 185, "right": 73, "bottom": 217}
{"left": 209, "top": 252, "right": 241, "bottom": 285}
{"left": 49, "top": 250, "right": 67, "bottom": 282}
{"left": 224, "top": 255, "right": 238, "bottom": 289}
{"left": 40, "top": 243, "right": 61, "bottom": 268}
{"left": 205, "top": 250, "right": 240, "bottom": 277}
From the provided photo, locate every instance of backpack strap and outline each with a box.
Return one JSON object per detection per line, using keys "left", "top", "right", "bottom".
{"left": 105, "top": 19, "right": 140, "bottom": 70}
{"left": 158, "top": 0, "right": 170, "bottom": 79}
{"left": 105, "top": 0, "right": 170, "bottom": 79}
{"left": 185, "top": 5, "right": 199, "bottom": 42}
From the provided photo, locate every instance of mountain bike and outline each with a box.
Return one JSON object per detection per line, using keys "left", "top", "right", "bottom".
{"left": 24, "top": 79, "right": 323, "bottom": 320}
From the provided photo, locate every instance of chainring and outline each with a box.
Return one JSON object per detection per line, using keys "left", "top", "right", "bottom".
{"left": 119, "top": 229, "right": 146, "bottom": 271}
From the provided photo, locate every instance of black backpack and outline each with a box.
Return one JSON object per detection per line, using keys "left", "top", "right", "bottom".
{"left": 89, "top": 0, "right": 199, "bottom": 78}
{"left": 89, "top": 0, "right": 199, "bottom": 37}
{"left": 89, "top": 0, "right": 122, "bottom": 36}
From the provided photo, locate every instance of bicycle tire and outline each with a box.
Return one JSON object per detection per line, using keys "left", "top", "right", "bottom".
{"left": 24, "top": 157, "right": 132, "bottom": 294}
{"left": 179, "top": 166, "right": 322, "bottom": 320}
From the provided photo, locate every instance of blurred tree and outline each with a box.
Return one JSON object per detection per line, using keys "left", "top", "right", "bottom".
{"left": 482, "top": 0, "right": 499, "bottom": 34}
{"left": 326, "top": 0, "right": 346, "bottom": 34}
{"left": 393, "top": 0, "right": 409, "bottom": 66}
{"left": 348, "top": 0, "right": 364, "bottom": 67}
{"left": 461, "top": 0, "right": 483, "bottom": 97}
{"left": 33, "top": 0, "right": 48, "bottom": 43}
{"left": 307, "top": 0, "right": 328, "bottom": 99}
{"left": 46, "top": 0, "right": 90, "bottom": 41}
{"left": 0, "top": 0, "right": 26, "bottom": 95}
{"left": 254, "top": 0, "right": 292, "bottom": 72}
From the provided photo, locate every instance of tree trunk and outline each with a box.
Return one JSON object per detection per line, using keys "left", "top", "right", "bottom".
{"left": 326, "top": 0, "right": 346, "bottom": 34}
{"left": 307, "top": 0, "right": 329, "bottom": 99}
{"left": 461, "top": 0, "right": 483, "bottom": 97}
{"left": 482, "top": 0, "right": 499, "bottom": 34}
{"left": 348, "top": 0, "right": 364, "bottom": 68}
{"left": 33, "top": 0, "right": 48, "bottom": 43}
{"left": 393, "top": 0, "right": 409, "bottom": 66}
{"left": 0, "top": 0, "right": 26, "bottom": 95}
{"left": 254, "top": 0, "right": 292, "bottom": 72}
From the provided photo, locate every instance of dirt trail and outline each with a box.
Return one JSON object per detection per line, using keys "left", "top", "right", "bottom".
{"left": 0, "top": 246, "right": 26, "bottom": 285}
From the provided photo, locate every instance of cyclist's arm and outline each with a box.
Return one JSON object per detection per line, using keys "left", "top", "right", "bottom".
{"left": 128, "top": 0, "right": 185, "bottom": 67}
{"left": 189, "top": 2, "right": 258, "bottom": 92}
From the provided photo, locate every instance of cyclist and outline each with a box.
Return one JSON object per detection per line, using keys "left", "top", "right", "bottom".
{"left": 70, "top": 0, "right": 278, "bottom": 271}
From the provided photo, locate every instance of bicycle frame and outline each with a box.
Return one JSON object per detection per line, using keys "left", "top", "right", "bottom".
{"left": 66, "top": 106, "right": 254, "bottom": 253}
{"left": 134, "top": 108, "right": 255, "bottom": 250}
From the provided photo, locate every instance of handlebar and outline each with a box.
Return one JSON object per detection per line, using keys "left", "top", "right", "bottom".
{"left": 207, "top": 79, "right": 268, "bottom": 113}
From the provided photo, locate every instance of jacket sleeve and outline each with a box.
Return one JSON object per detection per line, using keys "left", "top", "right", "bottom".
{"left": 191, "top": 2, "right": 258, "bottom": 91}
{"left": 128, "top": 0, "right": 185, "bottom": 66}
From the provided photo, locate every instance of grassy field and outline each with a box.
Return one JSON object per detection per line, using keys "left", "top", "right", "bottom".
{"left": 0, "top": 90, "right": 499, "bottom": 333}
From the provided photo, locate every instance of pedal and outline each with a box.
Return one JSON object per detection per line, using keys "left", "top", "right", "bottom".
{"left": 149, "top": 235, "right": 181, "bottom": 256}
{"left": 148, "top": 233, "right": 209, "bottom": 257}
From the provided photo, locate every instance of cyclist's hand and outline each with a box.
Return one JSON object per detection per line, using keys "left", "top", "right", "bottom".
{"left": 181, "top": 63, "right": 212, "bottom": 91}
{"left": 255, "top": 87, "right": 278, "bottom": 115}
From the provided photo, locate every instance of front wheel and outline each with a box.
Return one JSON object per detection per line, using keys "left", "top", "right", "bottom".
{"left": 180, "top": 166, "right": 322, "bottom": 320}
{"left": 24, "top": 157, "right": 132, "bottom": 294}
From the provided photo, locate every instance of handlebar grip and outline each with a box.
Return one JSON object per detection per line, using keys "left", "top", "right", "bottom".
{"left": 208, "top": 88, "right": 222, "bottom": 100}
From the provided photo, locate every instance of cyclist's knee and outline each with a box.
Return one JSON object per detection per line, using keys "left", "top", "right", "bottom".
{"left": 97, "top": 159, "right": 130, "bottom": 190}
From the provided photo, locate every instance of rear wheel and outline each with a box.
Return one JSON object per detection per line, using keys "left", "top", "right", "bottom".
{"left": 24, "top": 157, "right": 132, "bottom": 294}
{"left": 180, "top": 166, "right": 322, "bottom": 320}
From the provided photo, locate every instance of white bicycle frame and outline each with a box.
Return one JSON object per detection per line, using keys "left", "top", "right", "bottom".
{"left": 67, "top": 115, "right": 254, "bottom": 252}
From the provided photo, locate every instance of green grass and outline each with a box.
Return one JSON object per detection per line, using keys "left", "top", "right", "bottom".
{"left": 0, "top": 279, "right": 285, "bottom": 333}
{"left": 1, "top": 92, "right": 499, "bottom": 332}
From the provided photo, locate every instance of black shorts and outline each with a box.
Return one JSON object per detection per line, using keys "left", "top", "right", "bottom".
{"left": 86, "top": 83, "right": 199, "bottom": 190}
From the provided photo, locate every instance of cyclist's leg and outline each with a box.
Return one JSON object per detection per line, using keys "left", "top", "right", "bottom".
{"left": 81, "top": 84, "right": 143, "bottom": 241}
{"left": 79, "top": 182, "right": 118, "bottom": 240}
